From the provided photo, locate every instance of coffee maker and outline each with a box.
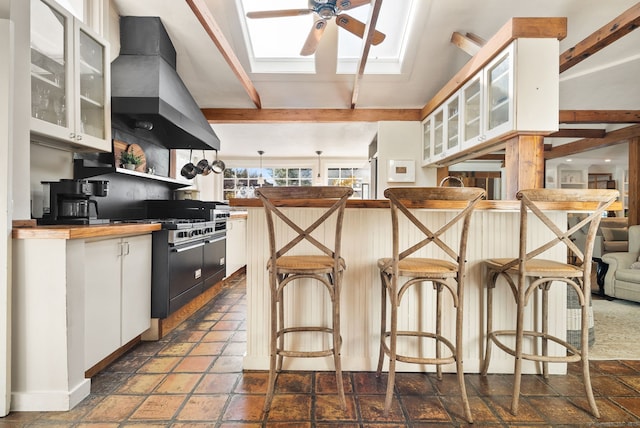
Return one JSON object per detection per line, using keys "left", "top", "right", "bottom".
{"left": 40, "top": 179, "right": 110, "bottom": 225}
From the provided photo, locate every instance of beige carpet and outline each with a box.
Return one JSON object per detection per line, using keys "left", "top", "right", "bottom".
{"left": 589, "top": 297, "right": 640, "bottom": 360}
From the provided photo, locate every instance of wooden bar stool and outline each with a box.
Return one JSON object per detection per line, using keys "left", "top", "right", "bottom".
{"left": 255, "top": 186, "right": 353, "bottom": 412}
{"left": 376, "top": 187, "right": 485, "bottom": 422}
{"left": 481, "top": 188, "right": 618, "bottom": 418}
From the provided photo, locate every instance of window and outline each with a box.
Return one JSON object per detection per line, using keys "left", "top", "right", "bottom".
{"left": 223, "top": 166, "right": 312, "bottom": 200}
{"left": 328, "top": 167, "right": 366, "bottom": 198}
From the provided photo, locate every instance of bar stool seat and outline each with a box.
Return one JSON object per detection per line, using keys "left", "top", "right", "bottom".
{"left": 376, "top": 186, "right": 485, "bottom": 423}
{"left": 482, "top": 188, "right": 619, "bottom": 418}
{"left": 255, "top": 185, "right": 353, "bottom": 413}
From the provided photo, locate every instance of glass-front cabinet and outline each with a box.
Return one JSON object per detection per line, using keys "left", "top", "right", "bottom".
{"left": 30, "top": 0, "right": 110, "bottom": 152}
{"left": 432, "top": 107, "right": 445, "bottom": 161}
{"left": 485, "top": 46, "right": 513, "bottom": 139}
{"left": 461, "top": 75, "right": 482, "bottom": 148}
{"left": 422, "top": 118, "right": 432, "bottom": 164}
{"left": 445, "top": 95, "right": 460, "bottom": 154}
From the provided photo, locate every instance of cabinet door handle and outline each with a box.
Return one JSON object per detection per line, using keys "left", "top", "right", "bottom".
{"left": 124, "top": 242, "right": 130, "bottom": 255}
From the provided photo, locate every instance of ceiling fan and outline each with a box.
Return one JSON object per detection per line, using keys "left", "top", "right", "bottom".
{"left": 246, "top": 0, "right": 386, "bottom": 56}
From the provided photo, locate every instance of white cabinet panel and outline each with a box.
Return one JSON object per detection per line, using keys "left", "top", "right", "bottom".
{"left": 84, "top": 234, "right": 152, "bottom": 370}
{"left": 84, "top": 238, "right": 121, "bottom": 370}
{"left": 226, "top": 218, "right": 247, "bottom": 276}
{"left": 121, "top": 235, "right": 152, "bottom": 345}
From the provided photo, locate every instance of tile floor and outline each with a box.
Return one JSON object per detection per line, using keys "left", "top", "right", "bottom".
{"left": 3, "top": 273, "right": 640, "bottom": 427}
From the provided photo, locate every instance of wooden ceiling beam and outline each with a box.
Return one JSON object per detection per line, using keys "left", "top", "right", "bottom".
{"left": 450, "top": 32, "right": 485, "bottom": 56}
{"left": 559, "top": 110, "right": 640, "bottom": 123}
{"left": 547, "top": 128, "right": 607, "bottom": 138}
{"left": 351, "top": 0, "right": 384, "bottom": 109}
{"left": 559, "top": 2, "right": 640, "bottom": 73}
{"left": 202, "top": 108, "right": 422, "bottom": 123}
{"left": 545, "top": 124, "right": 640, "bottom": 159}
{"left": 186, "top": 0, "right": 262, "bottom": 109}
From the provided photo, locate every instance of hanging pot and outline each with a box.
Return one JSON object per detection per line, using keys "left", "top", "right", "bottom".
{"left": 180, "top": 149, "right": 197, "bottom": 179}
{"left": 197, "top": 157, "right": 212, "bottom": 176}
{"left": 211, "top": 151, "right": 225, "bottom": 174}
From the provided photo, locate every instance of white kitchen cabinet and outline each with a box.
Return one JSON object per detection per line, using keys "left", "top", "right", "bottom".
{"left": 84, "top": 234, "right": 151, "bottom": 370}
{"left": 226, "top": 217, "right": 247, "bottom": 276}
{"left": 559, "top": 169, "right": 587, "bottom": 189}
{"left": 30, "top": 0, "right": 111, "bottom": 152}
{"left": 424, "top": 38, "right": 558, "bottom": 166}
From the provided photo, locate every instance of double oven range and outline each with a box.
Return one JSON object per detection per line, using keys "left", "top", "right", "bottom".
{"left": 144, "top": 200, "right": 230, "bottom": 318}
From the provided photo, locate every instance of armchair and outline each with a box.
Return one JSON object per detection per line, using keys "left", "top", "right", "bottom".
{"left": 601, "top": 225, "right": 640, "bottom": 302}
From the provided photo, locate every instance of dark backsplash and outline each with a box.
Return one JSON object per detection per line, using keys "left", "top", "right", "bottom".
{"left": 74, "top": 115, "right": 177, "bottom": 220}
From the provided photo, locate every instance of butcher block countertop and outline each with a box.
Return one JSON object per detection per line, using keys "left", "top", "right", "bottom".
{"left": 230, "top": 198, "right": 623, "bottom": 211}
{"left": 12, "top": 222, "right": 161, "bottom": 240}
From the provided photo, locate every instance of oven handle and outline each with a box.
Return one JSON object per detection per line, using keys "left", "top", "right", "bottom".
{"left": 171, "top": 242, "right": 205, "bottom": 253}
{"left": 205, "top": 235, "right": 226, "bottom": 244}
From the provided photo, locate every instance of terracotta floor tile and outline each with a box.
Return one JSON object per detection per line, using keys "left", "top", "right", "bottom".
{"left": 106, "top": 355, "right": 151, "bottom": 373}
{"left": 223, "top": 394, "right": 266, "bottom": 422}
{"left": 173, "top": 355, "right": 214, "bottom": 372}
{"left": 222, "top": 341, "right": 247, "bottom": 356}
{"left": 202, "top": 330, "right": 236, "bottom": 342}
{"left": 90, "top": 372, "right": 130, "bottom": 394}
{"left": 234, "top": 372, "right": 269, "bottom": 394}
{"left": 353, "top": 372, "right": 388, "bottom": 394}
{"left": 156, "top": 373, "right": 203, "bottom": 394}
{"left": 273, "top": 372, "right": 313, "bottom": 394}
{"left": 194, "top": 373, "right": 240, "bottom": 394}
{"left": 222, "top": 312, "right": 246, "bottom": 321}
{"left": 209, "top": 355, "right": 244, "bottom": 373}
{"left": 192, "top": 321, "right": 216, "bottom": 330}
{"left": 357, "top": 394, "right": 405, "bottom": 423}
{"left": 215, "top": 320, "right": 242, "bottom": 330}
{"left": 528, "top": 396, "right": 597, "bottom": 424}
{"left": 189, "top": 341, "right": 225, "bottom": 356}
{"left": 611, "top": 396, "right": 640, "bottom": 419}
{"left": 129, "top": 394, "right": 186, "bottom": 420}
{"left": 230, "top": 330, "right": 248, "bottom": 342}
{"left": 158, "top": 342, "right": 196, "bottom": 356}
{"left": 266, "top": 395, "right": 312, "bottom": 421}
{"left": 116, "top": 373, "right": 165, "bottom": 394}
{"left": 403, "top": 395, "right": 451, "bottom": 422}
{"left": 314, "top": 394, "right": 357, "bottom": 421}
{"left": 83, "top": 395, "right": 145, "bottom": 422}
{"left": 137, "top": 356, "right": 181, "bottom": 373}
{"left": 315, "top": 371, "right": 353, "bottom": 394}
{"left": 394, "top": 372, "right": 437, "bottom": 395}
{"left": 173, "top": 330, "right": 208, "bottom": 343}
{"left": 175, "top": 395, "right": 228, "bottom": 421}
{"left": 202, "top": 311, "right": 225, "bottom": 321}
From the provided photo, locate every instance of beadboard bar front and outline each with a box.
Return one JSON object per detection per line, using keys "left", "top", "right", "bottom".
{"left": 232, "top": 199, "right": 573, "bottom": 375}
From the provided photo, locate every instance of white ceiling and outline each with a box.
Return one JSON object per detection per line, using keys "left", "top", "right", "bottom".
{"left": 110, "top": 0, "right": 640, "bottom": 165}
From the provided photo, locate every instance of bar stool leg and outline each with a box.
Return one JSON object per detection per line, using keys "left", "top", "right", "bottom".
{"left": 541, "top": 283, "right": 550, "bottom": 378}
{"left": 383, "top": 288, "right": 398, "bottom": 415}
{"left": 456, "top": 282, "right": 473, "bottom": 422}
{"left": 263, "top": 274, "right": 279, "bottom": 412}
{"left": 481, "top": 271, "right": 496, "bottom": 376}
{"left": 582, "top": 291, "right": 600, "bottom": 417}
{"left": 511, "top": 281, "right": 526, "bottom": 415}
{"left": 376, "top": 272, "right": 388, "bottom": 376}
{"left": 436, "top": 283, "right": 443, "bottom": 380}
{"left": 332, "top": 272, "right": 346, "bottom": 410}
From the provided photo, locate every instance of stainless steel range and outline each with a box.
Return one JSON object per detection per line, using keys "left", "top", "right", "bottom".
{"left": 145, "top": 200, "right": 230, "bottom": 318}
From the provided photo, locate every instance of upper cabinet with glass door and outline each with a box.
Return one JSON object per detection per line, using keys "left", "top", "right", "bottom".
{"left": 424, "top": 38, "right": 559, "bottom": 166}
{"left": 30, "top": 0, "right": 110, "bottom": 152}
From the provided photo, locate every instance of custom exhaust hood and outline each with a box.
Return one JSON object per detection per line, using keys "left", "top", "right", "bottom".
{"left": 111, "top": 16, "right": 220, "bottom": 151}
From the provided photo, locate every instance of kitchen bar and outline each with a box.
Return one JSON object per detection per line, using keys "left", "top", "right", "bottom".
{"left": 231, "top": 198, "right": 609, "bottom": 375}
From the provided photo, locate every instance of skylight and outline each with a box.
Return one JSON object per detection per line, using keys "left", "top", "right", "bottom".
{"left": 238, "top": 0, "right": 414, "bottom": 74}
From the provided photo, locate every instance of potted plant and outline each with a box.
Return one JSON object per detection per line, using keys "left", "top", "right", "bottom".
{"left": 120, "top": 150, "right": 142, "bottom": 170}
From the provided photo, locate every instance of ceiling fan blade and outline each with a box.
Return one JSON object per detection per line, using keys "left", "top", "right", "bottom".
{"left": 340, "top": 0, "right": 371, "bottom": 11}
{"left": 300, "top": 19, "right": 327, "bottom": 56}
{"left": 246, "top": 9, "right": 311, "bottom": 19}
{"left": 335, "top": 13, "right": 386, "bottom": 45}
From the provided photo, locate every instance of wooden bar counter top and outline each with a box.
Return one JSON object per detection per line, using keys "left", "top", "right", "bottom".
{"left": 12, "top": 222, "right": 161, "bottom": 240}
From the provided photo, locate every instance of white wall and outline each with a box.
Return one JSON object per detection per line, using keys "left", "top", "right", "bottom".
{"left": 376, "top": 121, "right": 436, "bottom": 198}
